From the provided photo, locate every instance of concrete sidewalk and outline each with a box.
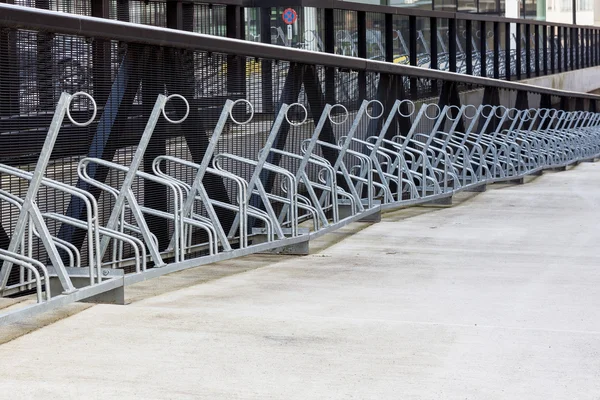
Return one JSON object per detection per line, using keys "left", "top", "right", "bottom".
{"left": 1, "top": 163, "right": 600, "bottom": 399}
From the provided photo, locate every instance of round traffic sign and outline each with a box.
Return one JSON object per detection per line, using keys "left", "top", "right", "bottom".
{"left": 282, "top": 8, "right": 297, "bottom": 25}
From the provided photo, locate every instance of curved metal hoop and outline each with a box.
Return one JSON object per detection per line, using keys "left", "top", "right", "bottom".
{"left": 365, "top": 100, "right": 385, "bottom": 120}
{"left": 397, "top": 99, "right": 415, "bottom": 117}
{"left": 480, "top": 104, "right": 495, "bottom": 119}
{"left": 229, "top": 99, "right": 255, "bottom": 125}
{"left": 445, "top": 105, "right": 461, "bottom": 121}
{"left": 286, "top": 103, "right": 308, "bottom": 126}
{"left": 463, "top": 104, "right": 478, "bottom": 119}
{"left": 66, "top": 92, "right": 97, "bottom": 127}
{"left": 424, "top": 103, "right": 441, "bottom": 120}
{"left": 162, "top": 94, "right": 190, "bottom": 124}
{"left": 328, "top": 104, "right": 349, "bottom": 125}
{"left": 495, "top": 105, "right": 508, "bottom": 119}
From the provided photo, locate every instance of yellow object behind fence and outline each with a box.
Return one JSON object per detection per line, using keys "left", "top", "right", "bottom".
{"left": 221, "top": 59, "right": 262, "bottom": 77}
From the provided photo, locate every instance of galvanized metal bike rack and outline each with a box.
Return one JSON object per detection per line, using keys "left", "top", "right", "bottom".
{"left": 3, "top": 92, "right": 600, "bottom": 324}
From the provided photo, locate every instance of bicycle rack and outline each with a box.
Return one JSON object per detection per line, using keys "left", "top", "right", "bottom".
{"left": 0, "top": 92, "right": 98, "bottom": 297}
{"left": 78, "top": 94, "right": 190, "bottom": 269}
{"left": 3, "top": 92, "right": 600, "bottom": 324}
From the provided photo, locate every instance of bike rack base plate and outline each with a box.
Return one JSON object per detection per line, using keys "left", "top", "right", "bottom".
{"left": 253, "top": 228, "right": 311, "bottom": 255}
{"left": 338, "top": 199, "right": 382, "bottom": 223}
{"left": 495, "top": 177, "right": 525, "bottom": 184}
{"left": 47, "top": 267, "right": 125, "bottom": 305}
{"left": 549, "top": 165, "right": 567, "bottom": 171}
{"left": 423, "top": 195, "right": 453, "bottom": 206}
{"left": 464, "top": 183, "right": 487, "bottom": 192}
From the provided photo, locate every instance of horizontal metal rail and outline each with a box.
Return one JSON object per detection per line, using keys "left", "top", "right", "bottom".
{"left": 1, "top": 3, "right": 599, "bottom": 101}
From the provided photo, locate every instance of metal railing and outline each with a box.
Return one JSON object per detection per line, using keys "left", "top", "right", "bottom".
{"left": 7, "top": 0, "right": 600, "bottom": 83}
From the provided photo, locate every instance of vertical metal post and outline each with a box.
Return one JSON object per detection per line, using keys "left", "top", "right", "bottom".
{"left": 409, "top": 15, "right": 417, "bottom": 98}
{"left": 560, "top": 96, "right": 569, "bottom": 111}
{"left": 580, "top": 28, "right": 588, "bottom": 68}
{"left": 560, "top": 26, "right": 565, "bottom": 71}
{"left": 588, "top": 29, "right": 592, "bottom": 67}
{"left": 580, "top": 28, "right": 584, "bottom": 68}
{"left": 91, "top": 0, "right": 111, "bottom": 105}
{"left": 430, "top": 17, "right": 438, "bottom": 95}
{"left": 592, "top": 29, "right": 598, "bottom": 66}
{"left": 561, "top": 26, "right": 573, "bottom": 71}
{"left": 564, "top": 26, "right": 569, "bottom": 71}
{"left": 516, "top": 23, "right": 522, "bottom": 80}
{"left": 357, "top": 10, "right": 367, "bottom": 101}
{"left": 116, "top": 0, "right": 129, "bottom": 22}
{"left": 0, "top": 0, "right": 19, "bottom": 251}
{"left": 588, "top": 28, "right": 594, "bottom": 67}
{"left": 594, "top": 30, "right": 600, "bottom": 65}
{"left": 260, "top": 7, "right": 273, "bottom": 113}
{"left": 324, "top": 8, "right": 335, "bottom": 105}
{"left": 574, "top": 27, "right": 579, "bottom": 70}
{"left": 593, "top": 29, "right": 596, "bottom": 66}
{"left": 525, "top": 23, "right": 531, "bottom": 78}
{"left": 586, "top": 29, "right": 590, "bottom": 67}
{"left": 505, "top": 22, "right": 511, "bottom": 80}
{"left": 557, "top": 26, "right": 562, "bottom": 73}
{"left": 226, "top": 4, "right": 247, "bottom": 107}
{"left": 36, "top": 0, "right": 54, "bottom": 111}
{"left": 534, "top": 24, "right": 540, "bottom": 77}
{"left": 142, "top": 0, "right": 169, "bottom": 251}
{"left": 543, "top": 25, "right": 548, "bottom": 75}
{"left": 592, "top": 29, "right": 595, "bottom": 66}
{"left": 430, "top": 17, "right": 438, "bottom": 71}
{"left": 594, "top": 29, "right": 600, "bottom": 65}
{"left": 385, "top": 13, "right": 394, "bottom": 63}
{"left": 166, "top": 0, "right": 182, "bottom": 29}
{"left": 480, "top": 20, "right": 486, "bottom": 77}
{"left": 465, "top": 19, "right": 473, "bottom": 76}
{"left": 493, "top": 21, "right": 499, "bottom": 79}
{"left": 583, "top": 28, "right": 586, "bottom": 67}
{"left": 569, "top": 27, "right": 574, "bottom": 71}
{"left": 0, "top": 20, "right": 19, "bottom": 117}
{"left": 448, "top": 18, "right": 456, "bottom": 73}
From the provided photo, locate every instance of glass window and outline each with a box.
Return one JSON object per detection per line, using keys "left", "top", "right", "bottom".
{"left": 458, "top": 0, "right": 478, "bottom": 12}
{"left": 389, "top": 0, "right": 434, "bottom": 10}
{"left": 479, "top": 0, "right": 499, "bottom": 13}
{"left": 434, "top": 0, "right": 457, "bottom": 11}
